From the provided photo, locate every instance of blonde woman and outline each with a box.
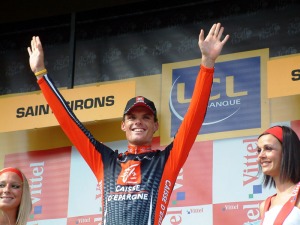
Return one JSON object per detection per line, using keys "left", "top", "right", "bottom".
{"left": 0, "top": 167, "right": 32, "bottom": 225}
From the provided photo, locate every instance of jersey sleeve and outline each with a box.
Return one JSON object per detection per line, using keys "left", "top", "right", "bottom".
{"left": 37, "top": 74, "right": 110, "bottom": 181}
{"left": 168, "top": 65, "right": 214, "bottom": 170}
{"left": 153, "top": 65, "right": 214, "bottom": 225}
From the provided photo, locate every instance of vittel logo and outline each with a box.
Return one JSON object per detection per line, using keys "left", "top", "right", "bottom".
{"left": 29, "top": 162, "right": 44, "bottom": 219}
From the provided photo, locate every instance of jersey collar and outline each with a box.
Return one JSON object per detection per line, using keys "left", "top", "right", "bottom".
{"left": 127, "top": 145, "right": 152, "bottom": 154}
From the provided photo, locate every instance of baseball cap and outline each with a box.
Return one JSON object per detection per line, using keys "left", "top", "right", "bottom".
{"left": 124, "top": 96, "right": 157, "bottom": 117}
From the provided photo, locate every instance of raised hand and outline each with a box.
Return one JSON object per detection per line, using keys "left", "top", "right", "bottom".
{"left": 27, "top": 36, "right": 46, "bottom": 74}
{"left": 198, "top": 23, "right": 229, "bottom": 68}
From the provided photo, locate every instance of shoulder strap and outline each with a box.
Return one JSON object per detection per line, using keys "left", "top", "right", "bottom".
{"left": 274, "top": 182, "right": 300, "bottom": 225}
{"left": 260, "top": 194, "right": 276, "bottom": 224}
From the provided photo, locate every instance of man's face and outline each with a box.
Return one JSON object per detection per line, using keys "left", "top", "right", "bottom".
{"left": 121, "top": 106, "right": 158, "bottom": 146}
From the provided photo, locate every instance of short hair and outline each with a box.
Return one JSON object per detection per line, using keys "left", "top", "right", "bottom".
{"left": 17, "top": 170, "right": 32, "bottom": 225}
{"left": 258, "top": 125, "right": 300, "bottom": 188}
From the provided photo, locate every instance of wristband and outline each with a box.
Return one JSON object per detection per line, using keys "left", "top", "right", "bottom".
{"left": 35, "top": 68, "right": 47, "bottom": 76}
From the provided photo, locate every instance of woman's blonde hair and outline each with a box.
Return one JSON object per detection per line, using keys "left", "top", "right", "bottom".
{"left": 16, "top": 170, "right": 32, "bottom": 225}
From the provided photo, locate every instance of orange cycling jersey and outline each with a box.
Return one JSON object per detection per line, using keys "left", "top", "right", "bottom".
{"left": 37, "top": 65, "right": 214, "bottom": 225}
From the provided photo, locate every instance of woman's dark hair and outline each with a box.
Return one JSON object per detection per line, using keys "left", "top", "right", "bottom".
{"left": 259, "top": 125, "right": 300, "bottom": 188}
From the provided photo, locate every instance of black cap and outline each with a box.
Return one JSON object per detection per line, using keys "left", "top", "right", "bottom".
{"left": 124, "top": 96, "right": 157, "bottom": 117}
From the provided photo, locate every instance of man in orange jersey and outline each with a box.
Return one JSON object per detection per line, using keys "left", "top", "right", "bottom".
{"left": 28, "top": 23, "right": 229, "bottom": 225}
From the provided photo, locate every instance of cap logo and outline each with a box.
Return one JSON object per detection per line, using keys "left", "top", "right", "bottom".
{"left": 124, "top": 96, "right": 156, "bottom": 117}
{"left": 136, "top": 96, "right": 145, "bottom": 103}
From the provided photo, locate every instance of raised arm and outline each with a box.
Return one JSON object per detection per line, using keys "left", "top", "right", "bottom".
{"left": 27, "top": 36, "right": 108, "bottom": 180}
{"left": 169, "top": 23, "right": 229, "bottom": 167}
{"left": 199, "top": 23, "right": 230, "bottom": 68}
{"left": 27, "top": 36, "right": 46, "bottom": 78}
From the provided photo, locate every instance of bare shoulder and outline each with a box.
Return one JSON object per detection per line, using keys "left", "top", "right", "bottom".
{"left": 259, "top": 200, "right": 266, "bottom": 214}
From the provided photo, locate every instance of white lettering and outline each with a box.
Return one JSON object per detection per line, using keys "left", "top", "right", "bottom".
{"left": 208, "top": 99, "right": 241, "bottom": 108}
{"left": 225, "top": 204, "right": 239, "bottom": 210}
{"left": 243, "top": 203, "right": 260, "bottom": 221}
{"left": 78, "top": 218, "right": 91, "bottom": 223}
{"left": 107, "top": 192, "right": 148, "bottom": 201}
{"left": 162, "top": 180, "right": 172, "bottom": 203}
{"left": 115, "top": 184, "right": 141, "bottom": 192}
{"left": 30, "top": 162, "right": 44, "bottom": 204}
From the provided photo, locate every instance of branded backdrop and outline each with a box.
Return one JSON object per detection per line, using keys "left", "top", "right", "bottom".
{"left": 2, "top": 49, "right": 300, "bottom": 224}
{"left": 161, "top": 49, "right": 270, "bottom": 145}
{"left": 4, "top": 122, "right": 300, "bottom": 225}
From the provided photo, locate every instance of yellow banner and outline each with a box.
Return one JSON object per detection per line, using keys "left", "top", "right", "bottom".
{"left": 267, "top": 54, "right": 300, "bottom": 98}
{"left": 0, "top": 81, "right": 135, "bottom": 132}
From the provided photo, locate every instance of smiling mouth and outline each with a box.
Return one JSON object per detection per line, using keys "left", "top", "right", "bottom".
{"left": 260, "top": 161, "right": 271, "bottom": 167}
{"left": 132, "top": 128, "right": 145, "bottom": 132}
